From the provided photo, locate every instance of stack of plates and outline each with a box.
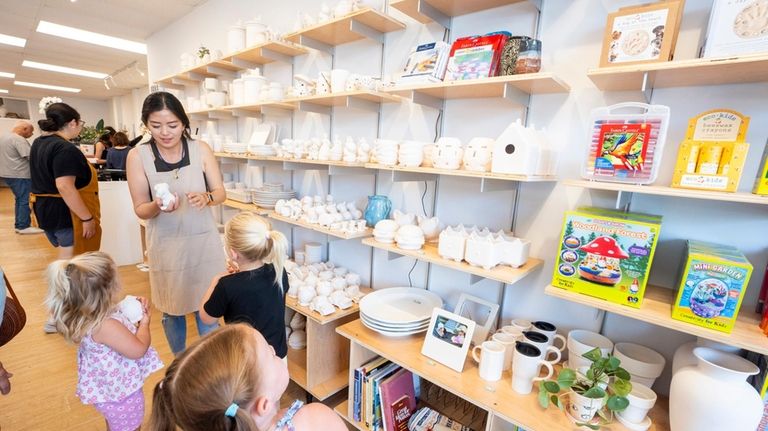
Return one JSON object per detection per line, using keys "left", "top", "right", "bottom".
{"left": 250, "top": 144, "right": 276, "bottom": 157}
{"left": 223, "top": 142, "right": 248, "bottom": 154}
{"left": 252, "top": 186, "right": 295, "bottom": 209}
{"left": 359, "top": 287, "right": 443, "bottom": 337}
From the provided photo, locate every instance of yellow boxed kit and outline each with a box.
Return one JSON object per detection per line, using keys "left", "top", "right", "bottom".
{"left": 672, "top": 240, "right": 753, "bottom": 334}
{"left": 752, "top": 142, "right": 768, "bottom": 196}
{"left": 671, "top": 109, "right": 750, "bottom": 192}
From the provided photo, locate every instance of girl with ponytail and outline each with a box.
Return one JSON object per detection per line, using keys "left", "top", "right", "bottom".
{"left": 46, "top": 252, "right": 163, "bottom": 431}
{"left": 149, "top": 324, "right": 346, "bottom": 431}
{"left": 199, "top": 212, "right": 291, "bottom": 359}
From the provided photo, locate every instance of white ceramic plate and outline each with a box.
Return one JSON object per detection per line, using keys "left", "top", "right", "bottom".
{"left": 359, "top": 287, "right": 442, "bottom": 325}
{"left": 361, "top": 318, "right": 428, "bottom": 337}
{"left": 361, "top": 317, "right": 429, "bottom": 332}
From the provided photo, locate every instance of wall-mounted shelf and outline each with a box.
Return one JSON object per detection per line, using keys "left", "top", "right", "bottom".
{"left": 270, "top": 212, "right": 372, "bottom": 240}
{"left": 286, "top": 287, "right": 372, "bottom": 325}
{"left": 284, "top": 8, "right": 405, "bottom": 49}
{"left": 587, "top": 54, "right": 768, "bottom": 92}
{"left": 336, "top": 319, "right": 670, "bottom": 431}
{"left": 390, "top": 0, "right": 537, "bottom": 25}
{"left": 221, "top": 199, "right": 270, "bottom": 216}
{"left": 285, "top": 90, "right": 404, "bottom": 114}
{"left": 366, "top": 163, "right": 556, "bottom": 183}
{"left": 187, "top": 107, "right": 235, "bottom": 120}
{"left": 545, "top": 284, "right": 768, "bottom": 355}
{"left": 223, "top": 101, "right": 297, "bottom": 116}
{"left": 156, "top": 59, "right": 240, "bottom": 86}
{"left": 223, "top": 40, "right": 309, "bottom": 68}
{"left": 362, "top": 238, "right": 542, "bottom": 285}
{"left": 564, "top": 179, "right": 768, "bottom": 206}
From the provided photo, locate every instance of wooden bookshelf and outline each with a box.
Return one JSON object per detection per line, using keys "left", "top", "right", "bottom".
{"left": 222, "top": 101, "right": 298, "bottom": 114}
{"left": 270, "top": 212, "right": 372, "bottom": 240}
{"left": 385, "top": 73, "right": 570, "bottom": 100}
{"left": 284, "top": 89, "right": 404, "bottom": 107}
{"left": 223, "top": 40, "right": 308, "bottom": 65}
{"left": 564, "top": 179, "right": 768, "bottom": 206}
{"left": 287, "top": 347, "right": 308, "bottom": 390}
{"left": 337, "top": 319, "right": 670, "bottom": 431}
{"left": 545, "top": 284, "right": 768, "bottom": 355}
{"left": 390, "top": 0, "right": 531, "bottom": 23}
{"left": 286, "top": 287, "right": 372, "bottom": 325}
{"left": 588, "top": 54, "right": 768, "bottom": 91}
{"left": 284, "top": 8, "right": 405, "bottom": 46}
{"left": 366, "top": 163, "right": 556, "bottom": 182}
{"left": 362, "top": 238, "right": 542, "bottom": 285}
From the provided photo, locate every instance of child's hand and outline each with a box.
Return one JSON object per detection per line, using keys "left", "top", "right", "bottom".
{"left": 136, "top": 296, "right": 151, "bottom": 326}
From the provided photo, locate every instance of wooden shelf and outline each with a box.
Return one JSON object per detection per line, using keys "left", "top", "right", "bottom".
{"left": 390, "top": 0, "right": 530, "bottom": 23}
{"left": 362, "top": 238, "right": 542, "bottom": 285}
{"left": 287, "top": 347, "right": 308, "bottom": 390}
{"left": 156, "top": 59, "right": 240, "bottom": 85}
{"left": 366, "top": 163, "right": 556, "bottom": 182}
{"left": 337, "top": 319, "right": 670, "bottom": 431}
{"left": 214, "top": 153, "right": 368, "bottom": 169}
{"left": 222, "top": 101, "right": 297, "bottom": 114}
{"left": 564, "top": 179, "right": 768, "bottom": 206}
{"left": 545, "top": 284, "right": 768, "bottom": 355}
{"left": 221, "top": 199, "right": 270, "bottom": 215}
{"left": 285, "top": 89, "right": 404, "bottom": 107}
{"left": 588, "top": 54, "right": 768, "bottom": 91}
{"left": 223, "top": 40, "right": 308, "bottom": 65}
{"left": 270, "top": 212, "right": 373, "bottom": 240}
{"left": 385, "top": 73, "right": 570, "bottom": 100}
{"left": 284, "top": 8, "right": 405, "bottom": 47}
{"left": 286, "top": 287, "right": 372, "bottom": 325}
{"left": 335, "top": 400, "right": 365, "bottom": 431}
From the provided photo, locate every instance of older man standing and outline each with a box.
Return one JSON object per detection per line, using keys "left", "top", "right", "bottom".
{"left": 0, "top": 121, "right": 43, "bottom": 234}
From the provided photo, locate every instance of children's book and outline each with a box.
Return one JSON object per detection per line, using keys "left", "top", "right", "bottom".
{"left": 398, "top": 41, "right": 450, "bottom": 84}
{"left": 379, "top": 368, "right": 416, "bottom": 431}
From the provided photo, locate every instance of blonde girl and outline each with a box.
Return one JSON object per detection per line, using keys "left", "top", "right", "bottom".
{"left": 149, "top": 324, "right": 346, "bottom": 431}
{"left": 46, "top": 251, "right": 163, "bottom": 431}
{"left": 199, "top": 212, "right": 291, "bottom": 358}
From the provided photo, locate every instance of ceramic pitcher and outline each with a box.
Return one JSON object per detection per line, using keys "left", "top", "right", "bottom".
{"left": 364, "top": 195, "right": 391, "bottom": 227}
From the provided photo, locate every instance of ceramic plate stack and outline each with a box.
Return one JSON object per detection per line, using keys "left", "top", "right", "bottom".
{"left": 359, "top": 287, "right": 443, "bottom": 337}
{"left": 250, "top": 144, "right": 276, "bottom": 157}
{"left": 251, "top": 185, "right": 295, "bottom": 209}
{"left": 223, "top": 142, "right": 248, "bottom": 154}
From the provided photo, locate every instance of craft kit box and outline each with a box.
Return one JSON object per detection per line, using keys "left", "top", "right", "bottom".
{"left": 672, "top": 240, "right": 753, "bottom": 333}
{"left": 552, "top": 207, "right": 662, "bottom": 308}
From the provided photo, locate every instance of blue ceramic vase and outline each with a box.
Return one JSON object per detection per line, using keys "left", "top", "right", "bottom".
{"left": 364, "top": 195, "right": 391, "bottom": 227}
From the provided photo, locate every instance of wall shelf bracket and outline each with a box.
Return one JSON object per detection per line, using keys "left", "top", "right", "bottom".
{"left": 641, "top": 71, "right": 654, "bottom": 103}
{"left": 231, "top": 57, "right": 258, "bottom": 70}
{"left": 389, "top": 170, "right": 437, "bottom": 183}
{"left": 469, "top": 274, "right": 485, "bottom": 285}
{"left": 261, "top": 105, "right": 294, "bottom": 117}
{"left": 346, "top": 97, "right": 381, "bottom": 113}
{"left": 261, "top": 48, "right": 294, "bottom": 64}
{"left": 208, "top": 111, "right": 234, "bottom": 120}
{"left": 328, "top": 165, "right": 371, "bottom": 176}
{"left": 231, "top": 108, "right": 262, "bottom": 118}
{"left": 528, "top": 0, "right": 543, "bottom": 11}
{"left": 615, "top": 190, "right": 633, "bottom": 212}
{"left": 349, "top": 19, "right": 385, "bottom": 44}
{"left": 206, "top": 66, "right": 236, "bottom": 79}
{"left": 417, "top": 0, "right": 451, "bottom": 29}
{"left": 480, "top": 178, "right": 517, "bottom": 193}
{"left": 283, "top": 161, "right": 327, "bottom": 171}
{"left": 170, "top": 78, "right": 194, "bottom": 87}
{"left": 502, "top": 83, "right": 530, "bottom": 107}
{"left": 187, "top": 72, "right": 205, "bottom": 81}
{"left": 410, "top": 91, "right": 444, "bottom": 110}
{"left": 387, "top": 251, "right": 406, "bottom": 261}
{"left": 298, "top": 101, "right": 332, "bottom": 116}
{"left": 298, "top": 35, "right": 334, "bottom": 55}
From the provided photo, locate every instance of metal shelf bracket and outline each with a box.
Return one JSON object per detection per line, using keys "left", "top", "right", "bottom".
{"left": 410, "top": 91, "right": 444, "bottom": 110}
{"left": 349, "top": 19, "right": 385, "bottom": 44}
{"left": 298, "top": 35, "right": 334, "bottom": 55}
{"left": 261, "top": 48, "right": 293, "bottom": 64}
{"left": 502, "top": 83, "right": 530, "bottom": 107}
{"left": 298, "top": 101, "right": 332, "bottom": 116}
{"left": 417, "top": 0, "right": 451, "bottom": 29}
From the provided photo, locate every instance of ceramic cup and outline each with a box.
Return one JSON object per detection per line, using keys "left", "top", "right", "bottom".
{"left": 304, "top": 242, "right": 323, "bottom": 264}
{"left": 472, "top": 341, "right": 505, "bottom": 382}
{"left": 496, "top": 325, "right": 524, "bottom": 340}
{"left": 522, "top": 331, "right": 562, "bottom": 364}
{"left": 331, "top": 69, "right": 350, "bottom": 93}
{"left": 532, "top": 321, "right": 566, "bottom": 353}
{"left": 491, "top": 332, "right": 517, "bottom": 371}
{"left": 567, "top": 329, "right": 614, "bottom": 370}
{"left": 512, "top": 342, "right": 554, "bottom": 395}
{"left": 510, "top": 318, "right": 532, "bottom": 331}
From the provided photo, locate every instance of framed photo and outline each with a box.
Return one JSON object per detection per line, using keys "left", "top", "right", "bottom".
{"left": 702, "top": 0, "right": 768, "bottom": 58}
{"left": 421, "top": 308, "right": 476, "bottom": 372}
{"left": 453, "top": 294, "right": 499, "bottom": 347}
{"left": 599, "top": 1, "right": 682, "bottom": 67}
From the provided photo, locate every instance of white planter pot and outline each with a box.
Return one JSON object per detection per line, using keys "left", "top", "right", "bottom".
{"left": 568, "top": 391, "right": 605, "bottom": 423}
{"left": 619, "top": 382, "right": 657, "bottom": 424}
{"left": 672, "top": 338, "right": 742, "bottom": 375}
{"left": 670, "top": 347, "right": 762, "bottom": 431}
{"left": 613, "top": 343, "right": 665, "bottom": 388}
{"left": 567, "top": 330, "right": 613, "bottom": 370}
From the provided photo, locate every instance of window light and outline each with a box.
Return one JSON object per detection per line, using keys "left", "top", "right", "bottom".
{"left": 14, "top": 81, "right": 81, "bottom": 93}
{"left": 0, "top": 89, "right": 8, "bottom": 94}
{"left": 0, "top": 33, "right": 26, "bottom": 48}
{"left": 22, "top": 60, "right": 107, "bottom": 79}
{"left": 36, "top": 21, "right": 147, "bottom": 54}
{"left": 0, "top": 72, "right": 15, "bottom": 79}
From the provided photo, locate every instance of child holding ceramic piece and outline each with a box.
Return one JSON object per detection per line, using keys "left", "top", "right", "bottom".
{"left": 149, "top": 324, "right": 346, "bottom": 431}
{"left": 46, "top": 252, "right": 163, "bottom": 431}
{"left": 199, "top": 212, "right": 290, "bottom": 359}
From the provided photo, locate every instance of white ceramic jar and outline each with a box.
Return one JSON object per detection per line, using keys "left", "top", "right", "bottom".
{"left": 227, "top": 25, "right": 246, "bottom": 53}
{"left": 245, "top": 20, "right": 268, "bottom": 46}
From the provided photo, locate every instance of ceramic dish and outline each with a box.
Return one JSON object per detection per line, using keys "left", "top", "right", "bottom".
{"left": 361, "top": 319, "right": 428, "bottom": 337}
{"left": 359, "top": 287, "right": 442, "bottom": 324}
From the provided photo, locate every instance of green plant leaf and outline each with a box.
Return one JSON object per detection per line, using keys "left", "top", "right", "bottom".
{"left": 606, "top": 395, "right": 629, "bottom": 412}
{"left": 614, "top": 368, "right": 631, "bottom": 381}
{"left": 543, "top": 381, "right": 561, "bottom": 393}
{"left": 583, "top": 386, "right": 606, "bottom": 399}
{"left": 610, "top": 379, "right": 633, "bottom": 397}
{"left": 595, "top": 358, "right": 609, "bottom": 370}
{"left": 576, "top": 422, "right": 600, "bottom": 430}
{"left": 538, "top": 382, "right": 550, "bottom": 409}
{"left": 96, "top": 119, "right": 104, "bottom": 131}
{"left": 581, "top": 347, "right": 603, "bottom": 362}
{"left": 557, "top": 369, "right": 577, "bottom": 388}
{"left": 551, "top": 395, "right": 563, "bottom": 411}
{"left": 607, "top": 356, "right": 620, "bottom": 371}
{"left": 597, "top": 408, "right": 610, "bottom": 422}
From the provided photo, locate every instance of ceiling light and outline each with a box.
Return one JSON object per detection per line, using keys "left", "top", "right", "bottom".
{"left": 0, "top": 33, "right": 26, "bottom": 48}
{"left": 14, "top": 81, "right": 81, "bottom": 93}
{"left": 104, "top": 78, "right": 110, "bottom": 90}
{"left": 36, "top": 21, "right": 147, "bottom": 54}
{"left": 0, "top": 72, "right": 15, "bottom": 79}
{"left": 23, "top": 60, "right": 107, "bottom": 79}
{"left": 0, "top": 89, "right": 8, "bottom": 94}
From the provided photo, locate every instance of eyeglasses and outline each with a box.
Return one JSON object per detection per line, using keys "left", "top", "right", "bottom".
{"left": 77, "top": 120, "right": 86, "bottom": 126}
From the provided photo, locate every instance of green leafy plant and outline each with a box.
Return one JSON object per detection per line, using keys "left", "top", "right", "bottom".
{"left": 75, "top": 118, "right": 105, "bottom": 144}
{"left": 538, "top": 347, "right": 632, "bottom": 429}
{"left": 197, "top": 45, "right": 210, "bottom": 59}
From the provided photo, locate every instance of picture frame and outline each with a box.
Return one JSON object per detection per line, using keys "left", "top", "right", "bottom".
{"left": 701, "top": 0, "right": 768, "bottom": 58}
{"left": 421, "top": 308, "right": 476, "bottom": 373}
{"left": 599, "top": 0, "right": 683, "bottom": 68}
{"left": 453, "top": 294, "right": 499, "bottom": 347}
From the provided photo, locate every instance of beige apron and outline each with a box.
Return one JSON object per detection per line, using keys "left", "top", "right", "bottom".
{"left": 30, "top": 162, "right": 102, "bottom": 254}
{"left": 137, "top": 140, "right": 225, "bottom": 315}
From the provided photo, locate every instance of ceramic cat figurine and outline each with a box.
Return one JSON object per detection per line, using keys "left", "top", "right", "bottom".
{"left": 154, "top": 183, "right": 175, "bottom": 210}
{"left": 118, "top": 295, "right": 143, "bottom": 325}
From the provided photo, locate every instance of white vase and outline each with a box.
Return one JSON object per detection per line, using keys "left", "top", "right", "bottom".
{"left": 670, "top": 347, "right": 762, "bottom": 431}
{"left": 671, "top": 338, "right": 742, "bottom": 375}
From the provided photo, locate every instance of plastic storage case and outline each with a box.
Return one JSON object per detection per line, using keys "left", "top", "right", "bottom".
{"left": 581, "top": 102, "right": 671, "bottom": 184}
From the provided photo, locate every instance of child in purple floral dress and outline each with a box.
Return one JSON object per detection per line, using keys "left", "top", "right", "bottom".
{"left": 46, "top": 251, "right": 164, "bottom": 431}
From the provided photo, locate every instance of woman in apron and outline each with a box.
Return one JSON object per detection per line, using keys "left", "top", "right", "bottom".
{"left": 30, "top": 102, "right": 101, "bottom": 260}
{"left": 126, "top": 92, "right": 226, "bottom": 355}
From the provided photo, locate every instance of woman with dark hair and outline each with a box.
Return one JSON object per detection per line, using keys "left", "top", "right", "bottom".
{"left": 106, "top": 131, "right": 130, "bottom": 170}
{"left": 94, "top": 126, "right": 116, "bottom": 164}
{"left": 126, "top": 91, "right": 226, "bottom": 355}
{"left": 30, "top": 102, "right": 101, "bottom": 261}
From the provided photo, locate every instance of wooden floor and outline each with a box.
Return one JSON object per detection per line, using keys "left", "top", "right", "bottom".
{"left": 0, "top": 188, "right": 304, "bottom": 430}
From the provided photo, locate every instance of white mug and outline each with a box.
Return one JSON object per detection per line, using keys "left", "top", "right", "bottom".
{"left": 471, "top": 341, "right": 505, "bottom": 382}
{"left": 532, "top": 321, "right": 567, "bottom": 353}
{"left": 496, "top": 325, "right": 524, "bottom": 340}
{"left": 522, "top": 331, "right": 562, "bottom": 364}
{"left": 491, "top": 332, "right": 517, "bottom": 371}
{"left": 512, "top": 342, "right": 554, "bottom": 394}
{"left": 510, "top": 318, "right": 532, "bottom": 331}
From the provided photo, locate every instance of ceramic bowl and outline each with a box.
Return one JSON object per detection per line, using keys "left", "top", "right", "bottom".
{"left": 613, "top": 343, "right": 666, "bottom": 387}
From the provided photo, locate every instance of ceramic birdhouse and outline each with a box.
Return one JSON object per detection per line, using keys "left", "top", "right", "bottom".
{"left": 438, "top": 225, "right": 468, "bottom": 262}
{"left": 491, "top": 119, "right": 540, "bottom": 176}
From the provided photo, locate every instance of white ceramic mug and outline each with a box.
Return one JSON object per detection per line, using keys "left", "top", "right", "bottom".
{"left": 532, "top": 321, "right": 567, "bottom": 353}
{"left": 522, "top": 331, "right": 562, "bottom": 364}
{"left": 512, "top": 342, "right": 554, "bottom": 394}
{"left": 472, "top": 341, "right": 505, "bottom": 382}
{"left": 331, "top": 69, "right": 350, "bottom": 93}
{"left": 510, "top": 318, "right": 532, "bottom": 331}
{"left": 490, "top": 332, "right": 517, "bottom": 371}
{"left": 496, "top": 325, "right": 524, "bottom": 340}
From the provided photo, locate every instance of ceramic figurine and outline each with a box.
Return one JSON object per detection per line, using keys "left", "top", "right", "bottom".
{"left": 463, "top": 137, "right": 494, "bottom": 172}
{"left": 289, "top": 313, "right": 305, "bottom": 330}
{"left": 288, "top": 329, "right": 306, "bottom": 349}
{"left": 118, "top": 296, "right": 143, "bottom": 325}
{"left": 316, "top": 280, "right": 333, "bottom": 296}
{"left": 496, "top": 231, "right": 531, "bottom": 268}
{"left": 310, "top": 296, "right": 335, "bottom": 316}
{"left": 393, "top": 209, "right": 416, "bottom": 226}
{"left": 432, "top": 137, "right": 464, "bottom": 170}
{"left": 154, "top": 183, "right": 175, "bottom": 210}
{"left": 297, "top": 285, "right": 316, "bottom": 306}
{"left": 438, "top": 225, "right": 468, "bottom": 261}
{"left": 345, "top": 273, "right": 361, "bottom": 286}
{"left": 329, "top": 290, "right": 353, "bottom": 309}
{"left": 418, "top": 215, "right": 442, "bottom": 242}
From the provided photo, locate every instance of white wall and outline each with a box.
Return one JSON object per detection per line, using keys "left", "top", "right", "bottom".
{"left": 147, "top": 0, "right": 768, "bottom": 395}
{"left": 110, "top": 86, "right": 150, "bottom": 138}
{"left": 27, "top": 95, "right": 113, "bottom": 135}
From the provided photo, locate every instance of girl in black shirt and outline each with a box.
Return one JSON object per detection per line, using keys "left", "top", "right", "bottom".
{"left": 199, "top": 212, "right": 290, "bottom": 357}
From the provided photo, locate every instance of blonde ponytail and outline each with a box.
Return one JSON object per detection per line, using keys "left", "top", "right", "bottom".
{"left": 267, "top": 230, "right": 288, "bottom": 290}
{"left": 225, "top": 212, "right": 288, "bottom": 289}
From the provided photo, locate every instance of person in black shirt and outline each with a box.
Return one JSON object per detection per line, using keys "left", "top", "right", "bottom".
{"left": 199, "top": 212, "right": 290, "bottom": 358}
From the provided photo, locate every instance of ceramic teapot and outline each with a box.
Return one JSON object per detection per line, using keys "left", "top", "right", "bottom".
{"left": 364, "top": 195, "right": 392, "bottom": 227}
{"left": 432, "top": 137, "right": 464, "bottom": 170}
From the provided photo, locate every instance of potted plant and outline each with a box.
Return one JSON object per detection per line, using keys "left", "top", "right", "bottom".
{"left": 197, "top": 45, "right": 211, "bottom": 63}
{"left": 538, "top": 347, "right": 632, "bottom": 429}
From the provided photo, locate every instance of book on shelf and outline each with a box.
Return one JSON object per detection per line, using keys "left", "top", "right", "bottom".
{"left": 397, "top": 41, "right": 450, "bottom": 84}
{"left": 407, "top": 407, "right": 473, "bottom": 431}
{"left": 379, "top": 368, "right": 417, "bottom": 431}
{"left": 354, "top": 357, "right": 389, "bottom": 423}
{"left": 369, "top": 362, "right": 401, "bottom": 430}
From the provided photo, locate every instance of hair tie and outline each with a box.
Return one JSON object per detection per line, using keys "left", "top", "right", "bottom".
{"left": 225, "top": 402, "right": 239, "bottom": 418}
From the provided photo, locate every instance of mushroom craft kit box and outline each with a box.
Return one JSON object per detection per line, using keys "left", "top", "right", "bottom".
{"left": 672, "top": 240, "right": 753, "bottom": 334}
{"left": 552, "top": 207, "right": 662, "bottom": 308}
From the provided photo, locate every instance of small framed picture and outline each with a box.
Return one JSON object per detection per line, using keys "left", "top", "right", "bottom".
{"left": 702, "top": 0, "right": 768, "bottom": 58}
{"left": 599, "top": 1, "right": 682, "bottom": 68}
{"left": 421, "top": 308, "right": 476, "bottom": 372}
